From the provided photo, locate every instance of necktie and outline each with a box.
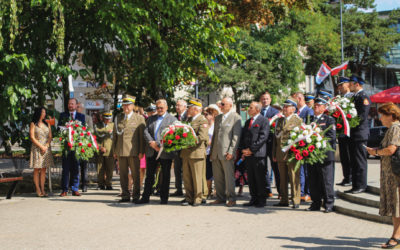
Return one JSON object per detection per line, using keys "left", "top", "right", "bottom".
{"left": 154, "top": 115, "right": 164, "bottom": 140}
{"left": 248, "top": 117, "right": 253, "bottom": 129}
{"left": 70, "top": 113, "right": 74, "bottom": 120}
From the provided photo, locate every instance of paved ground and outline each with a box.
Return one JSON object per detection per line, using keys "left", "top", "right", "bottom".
{"left": 0, "top": 159, "right": 392, "bottom": 249}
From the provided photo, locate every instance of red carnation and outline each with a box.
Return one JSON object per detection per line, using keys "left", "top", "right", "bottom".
{"left": 299, "top": 140, "right": 306, "bottom": 147}
{"left": 295, "top": 153, "right": 303, "bottom": 161}
{"left": 175, "top": 135, "right": 181, "bottom": 140}
{"left": 168, "top": 130, "right": 174, "bottom": 135}
{"left": 78, "top": 142, "right": 82, "bottom": 146}
{"left": 88, "top": 143, "right": 92, "bottom": 148}
{"left": 337, "top": 123, "right": 343, "bottom": 129}
{"left": 290, "top": 146, "right": 297, "bottom": 152}
{"left": 71, "top": 130, "right": 75, "bottom": 135}
{"left": 308, "top": 145, "right": 315, "bottom": 152}
{"left": 82, "top": 127, "right": 87, "bottom": 131}
{"left": 346, "top": 114, "right": 352, "bottom": 119}
{"left": 182, "top": 133, "right": 188, "bottom": 138}
{"left": 75, "top": 124, "right": 79, "bottom": 128}
{"left": 163, "top": 140, "right": 166, "bottom": 144}
{"left": 302, "top": 150, "right": 309, "bottom": 157}
{"left": 87, "top": 132, "right": 91, "bottom": 136}
{"left": 59, "top": 137, "right": 62, "bottom": 141}
{"left": 80, "top": 132, "right": 84, "bottom": 136}
{"left": 332, "top": 111, "right": 340, "bottom": 118}
{"left": 294, "top": 149, "right": 300, "bottom": 155}
{"left": 81, "top": 148, "right": 85, "bottom": 153}
{"left": 168, "top": 139, "right": 173, "bottom": 145}
{"left": 68, "top": 142, "right": 72, "bottom": 148}
{"left": 93, "top": 135, "right": 96, "bottom": 139}
{"left": 272, "top": 122, "right": 276, "bottom": 128}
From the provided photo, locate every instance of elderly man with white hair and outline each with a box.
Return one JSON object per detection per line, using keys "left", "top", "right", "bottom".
{"left": 209, "top": 97, "right": 242, "bottom": 207}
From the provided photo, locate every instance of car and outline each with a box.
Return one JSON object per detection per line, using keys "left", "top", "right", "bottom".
{"left": 367, "top": 126, "right": 388, "bottom": 148}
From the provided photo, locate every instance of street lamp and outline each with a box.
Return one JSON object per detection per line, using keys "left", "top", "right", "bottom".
{"left": 330, "top": 0, "right": 345, "bottom": 76}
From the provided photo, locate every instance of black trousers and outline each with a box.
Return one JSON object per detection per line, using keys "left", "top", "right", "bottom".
{"left": 80, "top": 160, "right": 88, "bottom": 188}
{"left": 142, "top": 155, "right": 172, "bottom": 201}
{"left": 309, "top": 161, "right": 335, "bottom": 209}
{"left": 266, "top": 142, "right": 280, "bottom": 195}
{"left": 349, "top": 140, "right": 368, "bottom": 190}
{"left": 173, "top": 154, "right": 183, "bottom": 192}
{"left": 338, "top": 136, "right": 352, "bottom": 183}
{"left": 245, "top": 157, "right": 267, "bottom": 204}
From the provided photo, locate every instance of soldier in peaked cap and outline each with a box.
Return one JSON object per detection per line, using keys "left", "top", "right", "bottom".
{"left": 181, "top": 98, "right": 209, "bottom": 206}
{"left": 305, "top": 92, "right": 315, "bottom": 109}
{"left": 336, "top": 76, "right": 354, "bottom": 187}
{"left": 95, "top": 111, "right": 115, "bottom": 190}
{"left": 272, "top": 97, "right": 303, "bottom": 209}
{"left": 112, "top": 95, "right": 146, "bottom": 202}
{"left": 306, "top": 96, "right": 336, "bottom": 213}
{"left": 345, "top": 75, "right": 371, "bottom": 194}
{"left": 317, "top": 89, "right": 333, "bottom": 99}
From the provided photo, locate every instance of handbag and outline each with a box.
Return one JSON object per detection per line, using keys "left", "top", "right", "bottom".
{"left": 392, "top": 124, "right": 400, "bottom": 175}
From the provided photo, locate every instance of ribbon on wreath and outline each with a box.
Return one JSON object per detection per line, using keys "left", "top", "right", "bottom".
{"left": 330, "top": 100, "right": 350, "bottom": 137}
{"left": 269, "top": 113, "right": 283, "bottom": 125}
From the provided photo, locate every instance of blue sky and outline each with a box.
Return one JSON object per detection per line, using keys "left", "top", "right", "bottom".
{"left": 375, "top": 0, "right": 400, "bottom": 11}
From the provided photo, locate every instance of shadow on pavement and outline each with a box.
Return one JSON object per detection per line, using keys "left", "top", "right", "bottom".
{"left": 268, "top": 235, "right": 386, "bottom": 249}
{"left": 48, "top": 198, "right": 115, "bottom": 204}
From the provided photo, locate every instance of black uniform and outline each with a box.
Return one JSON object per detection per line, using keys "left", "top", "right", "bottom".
{"left": 309, "top": 114, "right": 336, "bottom": 210}
{"left": 349, "top": 89, "right": 371, "bottom": 191}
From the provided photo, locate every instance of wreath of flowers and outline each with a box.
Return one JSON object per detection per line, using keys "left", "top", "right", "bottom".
{"left": 58, "top": 120, "right": 99, "bottom": 161}
{"left": 269, "top": 113, "right": 283, "bottom": 133}
{"left": 283, "top": 122, "right": 334, "bottom": 171}
{"left": 159, "top": 121, "right": 198, "bottom": 153}
{"left": 327, "top": 96, "right": 360, "bottom": 137}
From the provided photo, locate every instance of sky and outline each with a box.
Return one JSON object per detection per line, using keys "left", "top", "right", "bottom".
{"left": 375, "top": 0, "right": 400, "bottom": 11}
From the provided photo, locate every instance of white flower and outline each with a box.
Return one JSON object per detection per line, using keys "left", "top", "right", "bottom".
{"left": 306, "top": 137, "right": 312, "bottom": 144}
{"left": 288, "top": 139, "right": 293, "bottom": 145}
{"left": 293, "top": 127, "right": 299, "bottom": 132}
{"left": 290, "top": 132, "right": 297, "bottom": 138}
{"left": 342, "top": 104, "right": 347, "bottom": 109}
{"left": 315, "top": 127, "right": 321, "bottom": 133}
{"left": 316, "top": 142, "right": 322, "bottom": 148}
{"left": 322, "top": 141, "right": 327, "bottom": 148}
{"left": 350, "top": 103, "right": 355, "bottom": 108}
{"left": 317, "top": 135, "right": 322, "bottom": 142}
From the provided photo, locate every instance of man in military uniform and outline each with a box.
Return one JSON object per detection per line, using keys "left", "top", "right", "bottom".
{"left": 181, "top": 98, "right": 209, "bottom": 206}
{"left": 96, "top": 111, "right": 114, "bottom": 190}
{"left": 305, "top": 93, "right": 315, "bottom": 109}
{"left": 112, "top": 95, "right": 146, "bottom": 202}
{"left": 346, "top": 75, "right": 371, "bottom": 194}
{"left": 336, "top": 76, "right": 354, "bottom": 187}
{"left": 306, "top": 96, "right": 336, "bottom": 213}
{"left": 273, "top": 97, "right": 303, "bottom": 209}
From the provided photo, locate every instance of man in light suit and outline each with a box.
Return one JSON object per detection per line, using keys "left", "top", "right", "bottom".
{"left": 209, "top": 97, "right": 242, "bottom": 207}
{"left": 112, "top": 95, "right": 146, "bottom": 203}
{"left": 273, "top": 97, "right": 303, "bottom": 209}
{"left": 240, "top": 102, "right": 270, "bottom": 208}
{"left": 181, "top": 98, "right": 209, "bottom": 206}
{"left": 171, "top": 99, "right": 188, "bottom": 197}
{"left": 138, "top": 99, "right": 177, "bottom": 204}
{"left": 58, "top": 98, "right": 86, "bottom": 197}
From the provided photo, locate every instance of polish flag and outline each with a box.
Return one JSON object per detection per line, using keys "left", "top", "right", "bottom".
{"left": 316, "top": 61, "right": 332, "bottom": 84}
{"left": 331, "top": 61, "right": 349, "bottom": 76}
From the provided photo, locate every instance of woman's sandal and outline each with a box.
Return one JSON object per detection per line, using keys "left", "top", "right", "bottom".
{"left": 42, "top": 193, "right": 49, "bottom": 197}
{"left": 382, "top": 238, "right": 400, "bottom": 249}
{"left": 36, "top": 193, "right": 43, "bottom": 197}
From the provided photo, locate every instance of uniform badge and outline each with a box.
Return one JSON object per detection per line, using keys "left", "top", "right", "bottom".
{"left": 363, "top": 98, "right": 369, "bottom": 105}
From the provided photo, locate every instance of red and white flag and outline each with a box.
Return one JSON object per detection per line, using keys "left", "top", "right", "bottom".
{"left": 315, "top": 61, "right": 332, "bottom": 84}
{"left": 331, "top": 61, "right": 349, "bottom": 76}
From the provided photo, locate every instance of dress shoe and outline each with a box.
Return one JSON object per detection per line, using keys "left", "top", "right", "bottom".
{"left": 344, "top": 189, "right": 355, "bottom": 193}
{"left": 306, "top": 206, "right": 320, "bottom": 211}
{"left": 136, "top": 198, "right": 149, "bottom": 204}
{"left": 160, "top": 200, "right": 168, "bottom": 205}
{"left": 351, "top": 189, "right": 366, "bottom": 194}
{"left": 59, "top": 192, "right": 68, "bottom": 197}
{"left": 324, "top": 207, "right": 334, "bottom": 213}
{"left": 106, "top": 186, "right": 113, "bottom": 190}
{"left": 170, "top": 191, "right": 183, "bottom": 197}
{"left": 292, "top": 204, "right": 300, "bottom": 209}
{"left": 118, "top": 198, "right": 130, "bottom": 203}
{"left": 181, "top": 201, "right": 191, "bottom": 206}
{"left": 131, "top": 198, "right": 140, "bottom": 204}
{"left": 81, "top": 187, "right": 87, "bottom": 193}
{"left": 210, "top": 200, "right": 225, "bottom": 205}
{"left": 180, "top": 198, "right": 187, "bottom": 203}
{"left": 337, "top": 180, "right": 352, "bottom": 186}
{"left": 226, "top": 201, "right": 236, "bottom": 207}
{"left": 202, "top": 199, "right": 207, "bottom": 204}
{"left": 255, "top": 202, "right": 266, "bottom": 208}
{"left": 243, "top": 200, "right": 257, "bottom": 206}
{"left": 72, "top": 191, "right": 81, "bottom": 196}
{"left": 97, "top": 185, "right": 105, "bottom": 190}
{"left": 273, "top": 203, "right": 289, "bottom": 207}
{"left": 192, "top": 202, "right": 201, "bottom": 207}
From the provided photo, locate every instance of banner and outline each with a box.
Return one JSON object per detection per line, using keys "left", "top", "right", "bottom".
{"left": 315, "top": 61, "right": 332, "bottom": 85}
{"left": 331, "top": 61, "right": 349, "bottom": 76}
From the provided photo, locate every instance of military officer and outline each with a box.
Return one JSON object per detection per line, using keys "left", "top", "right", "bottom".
{"left": 112, "top": 95, "right": 146, "bottom": 202}
{"left": 345, "top": 75, "right": 371, "bottom": 194}
{"left": 181, "top": 98, "right": 209, "bottom": 206}
{"left": 95, "top": 111, "right": 115, "bottom": 190}
{"left": 273, "top": 97, "right": 303, "bottom": 209}
{"left": 336, "top": 76, "right": 354, "bottom": 187}
{"left": 305, "top": 92, "right": 315, "bottom": 109}
{"left": 306, "top": 96, "right": 336, "bottom": 213}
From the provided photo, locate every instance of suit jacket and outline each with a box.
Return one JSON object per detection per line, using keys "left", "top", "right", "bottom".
{"left": 239, "top": 114, "right": 269, "bottom": 158}
{"left": 298, "top": 105, "right": 314, "bottom": 123}
{"left": 95, "top": 122, "right": 114, "bottom": 157}
{"left": 144, "top": 112, "right": 177, "bottom": 159}
{"left": 58, "top": 111, "right": 86, "bottom": 128}
{"left": 210, "top": 111, "right": 242, "bottom": 161}
{"left": 112, "top": 112, "right": 145, "bottom": 157}
{"left": 313, "top": 114, "right": 336, "bottom": 161}
{"left": 261, "top": 106, "right": 279, "bottom": 119}
{"left": 180, "top": 114, "right": 208, "bottom": 159}
{"left": 350, "top": 90, "right": 371, "bottom": 141}
{"left": 175, "top": 111, "right": 188, "bottom": 122}
{"left": 273, "top": 114, "right": 303, "bottom": 162}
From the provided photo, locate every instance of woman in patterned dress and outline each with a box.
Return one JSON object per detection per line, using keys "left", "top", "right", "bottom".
{"left": 29, "top": 107, "right": 54, "bottom": 197}
{"left": 366, "top": 102, "right": 400, "bottom": 249}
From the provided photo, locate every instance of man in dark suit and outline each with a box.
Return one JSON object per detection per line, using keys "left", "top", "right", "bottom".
{"left": 259, "top": 92, "right": 280, "bottom": 197}
{"left": 346, "top": 75, "right": 371, "bottom": 194}
{"left": 58, "top": 98, "right": 86, "bottom": 197}
{"left": 240, "top": 101, "right": 270, "bottom": 208}
{"left": 306, "top": 96, "right": 336, "bottom": 213}
{"left": 171, "top": 99, "right": 188, "bottom": 197}
{"left": 138, "top": 99, "right": 177, "bottom": 204}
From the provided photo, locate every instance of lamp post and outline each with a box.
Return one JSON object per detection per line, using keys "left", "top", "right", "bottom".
{"left": 330, "top": 0, "right": 345, "bottom": 76}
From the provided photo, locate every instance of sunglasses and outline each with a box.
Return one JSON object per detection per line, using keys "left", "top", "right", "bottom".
{"left": 156, "top": 107, "right": 164, "bottom": 110}
{"left": 220, "top": 103, "right": 226, "bottom": 106}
